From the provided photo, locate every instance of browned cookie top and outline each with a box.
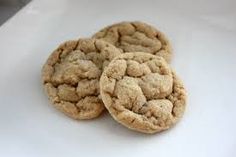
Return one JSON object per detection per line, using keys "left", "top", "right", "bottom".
{"left": 100, "top": 52, "right": 186, "bottom": 133}
{"left": 42, "top": 38, "right": 122, "bottom": 119}
{"left": 93, "top": 21, "right": 172, "bottom": 62}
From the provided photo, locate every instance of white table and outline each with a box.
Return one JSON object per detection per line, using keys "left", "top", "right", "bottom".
{"left": 0, "top": 0, "right": 236, "bottom": 156}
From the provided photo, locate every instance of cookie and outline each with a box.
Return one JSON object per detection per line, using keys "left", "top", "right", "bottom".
{"left": 100, "top": 52, "right": 186, "bottom": 133}
{"left": 42, "top": 38, "right": 122, "bottom": 119}
{"left": 93, "top": 21, "right": 172, "bottom": 62}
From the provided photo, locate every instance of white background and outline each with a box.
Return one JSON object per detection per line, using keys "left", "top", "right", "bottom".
{"left": 0, "top": 0, "right": 236, "bottom": 156}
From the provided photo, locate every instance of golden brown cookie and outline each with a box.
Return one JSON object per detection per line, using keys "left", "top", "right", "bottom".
{"left": 93, "top": 21, "right": 172, "bottom": 62}
{"left": 100, "top": 52, "right": 186, "bottom": 133}
{"left": 42, "top": 38, "right": 122, "bottom": 120}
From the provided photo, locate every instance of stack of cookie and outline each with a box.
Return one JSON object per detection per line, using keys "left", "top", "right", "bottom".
{"left": 42, "top": 21, "right": 187, "bottom": 134}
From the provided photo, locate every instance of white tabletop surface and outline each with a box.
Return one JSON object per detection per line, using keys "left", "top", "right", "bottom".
{"left": 0, "top": 0, "right": 236, "bottom": 156}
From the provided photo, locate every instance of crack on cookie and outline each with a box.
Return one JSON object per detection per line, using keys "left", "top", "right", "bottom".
{"left": 116, "top": 30, "right": 122, "bottom": 47}
{"left": 74, "top": 39, "right": 80, "bottom": 50}
{"left": 131, "top": 118, "right": 136, "bottom": 124}
{"left": 130, "top": 22, "right": 138, "bottom": 31}
{"left": 121, "top": 39, "right": 152, "bottom": 48}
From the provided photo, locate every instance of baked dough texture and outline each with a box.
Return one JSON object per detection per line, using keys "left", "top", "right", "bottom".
{"left": 93, "top": 21, "right": 172, "bottom": 62}
{"left": 42, "top": 38, "right": 122, "bottom": 119}
{"left": 100, "top": 52, "right": 186, "bottom": 133}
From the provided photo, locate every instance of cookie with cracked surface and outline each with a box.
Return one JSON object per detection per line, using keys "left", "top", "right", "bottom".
{"left": 100, "top": 52, "right": 186, "bottom": 133}
{"left": 42, "top": 38, "right": 122, "bottom": 119}
{"left": 93, "top": 21, "right": 172, "bottom": 62}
